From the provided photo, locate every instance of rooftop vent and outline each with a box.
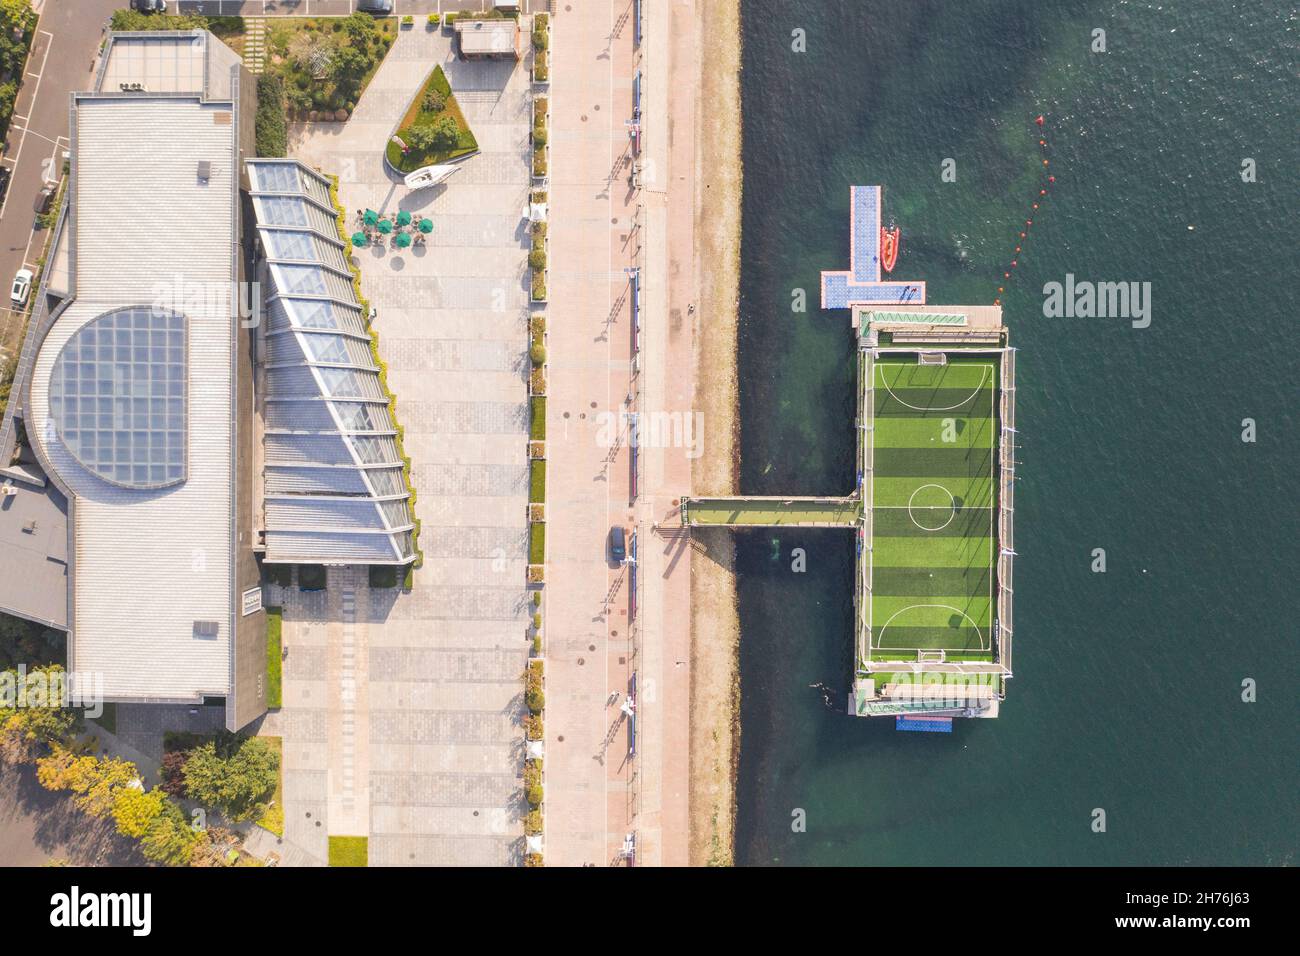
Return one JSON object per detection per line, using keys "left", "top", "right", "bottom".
{"left": 193, "top": 620, "right": 219, "bottom": 639}
{"left": 197, "top": 160, "right": 211, "bottom": 182}
{"left": 22, "top": 519, "right": 36, "bottom": 533}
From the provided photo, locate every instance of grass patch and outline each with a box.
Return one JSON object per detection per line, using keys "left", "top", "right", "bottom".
{"left": 529, "top": 459, "right": 546, "bottom": 503}
{"left": 298, "top": 565, "right": 327, "bottom": 591}
{"left": 385, "top": 64, "right": 478, "bottom": 173}
{"left": 530, "top": 396, "right": 546, "bottom": 441}
{"left": 529, "top": 523, "right": 546, "bottom": 565}
{"left": 265, "top": 607, "right": 283, "bottom": 709}
{"left": 256, "top": 737, "right": 284, "bottom": 837}
{"left": 369, "top": 565, "right": 397, "bottom": 589}
{"left": 328, "top": 835, "right": 368, "bottom": 867}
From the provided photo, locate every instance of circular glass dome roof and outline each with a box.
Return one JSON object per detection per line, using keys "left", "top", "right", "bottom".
{"left": 47, "top": 307, "right": 187, "bottom": 489}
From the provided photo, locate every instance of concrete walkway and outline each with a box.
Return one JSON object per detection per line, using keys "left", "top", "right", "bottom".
{"left": 272, "top": 23, "right": 533, "bottom": 866}
{"left": 541, "top": 0, "right": 693, "bottom": 868}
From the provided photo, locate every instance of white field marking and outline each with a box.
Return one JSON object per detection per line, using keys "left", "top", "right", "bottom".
{"left": 870, "top": 360, "right": 998, "bottom": 655}
{"left": 906, "top": 482, "right": 955, "bottom": 531}
{"left": 876, "top": 603, "right": 989, "bottom": 652}
{"left": 0, "top": 29, "right": 55, "bottom": 223}
{"left": 876, "top": 361, "right": 990, "bottom": 411}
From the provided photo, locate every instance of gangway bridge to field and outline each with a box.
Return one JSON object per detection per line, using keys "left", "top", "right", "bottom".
{"left": 679, "top": 496, "right": 861, "bottom": 528}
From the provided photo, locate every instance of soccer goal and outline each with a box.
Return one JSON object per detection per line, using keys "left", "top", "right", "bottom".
{"left": 917, "top": 352, "right": 948, "bottom": 366}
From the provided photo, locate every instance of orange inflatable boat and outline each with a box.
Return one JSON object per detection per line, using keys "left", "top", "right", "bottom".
{"left": 880, "top": 225, "right": 901, "bottom": 273}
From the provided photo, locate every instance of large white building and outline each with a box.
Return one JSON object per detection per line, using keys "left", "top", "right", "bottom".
{"left": 0, "top": 31, "right": 266, "bottom": 730}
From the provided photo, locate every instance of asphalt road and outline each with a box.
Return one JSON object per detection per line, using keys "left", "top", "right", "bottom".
{"left": 0, "top": 0, "right": 120, "bottom": 363}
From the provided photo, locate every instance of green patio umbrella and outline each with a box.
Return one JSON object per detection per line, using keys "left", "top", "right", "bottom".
{"left": 396, "top": 210, "right": 412, "bottom": 226}
{"left": 363, "top": 209, "right": 379, "bottom": 225}
{"left": 351, "top": 232, "right": 368, "bottom": 247}
{"left": 377, "top": 218, "right": 393, "bottom": 234}
{"left": 394, "top": 231, "right": 412, "bottom": 249}
{"left": 417, "top": 218, "right": 433, "bottom": 234}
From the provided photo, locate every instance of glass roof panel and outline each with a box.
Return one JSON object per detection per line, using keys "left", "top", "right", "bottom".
{"left": 48, "top": 308, "right": 186, "bottom": 489}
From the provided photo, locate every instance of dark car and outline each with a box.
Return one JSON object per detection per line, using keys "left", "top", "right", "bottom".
{"left": 357, "top": 0, "right": 394, "bottom": 14}
{"left": 33, "top": 184, "right": 54, "bottom": 215}
{"left": 0, "top": 166, "right": 10, "bottom": 205}
{"left": 130, "top": 0, "right": 167, "bottom": 12}
{"left": 609, "top": 526, "right": 626, "bottom": 564}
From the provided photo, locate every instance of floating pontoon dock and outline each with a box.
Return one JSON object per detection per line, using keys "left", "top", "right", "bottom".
{"left": 682, "top": 186, "right": 1017, "bottom": 722}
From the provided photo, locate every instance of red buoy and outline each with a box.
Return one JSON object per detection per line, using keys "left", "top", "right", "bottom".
{"left": 1035, "top": 115, "right": 1045, "bottom": 126}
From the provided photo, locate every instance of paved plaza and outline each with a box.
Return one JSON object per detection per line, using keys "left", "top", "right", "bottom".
{"left": 261, "top": 24, "right": 534, "bottom": 865}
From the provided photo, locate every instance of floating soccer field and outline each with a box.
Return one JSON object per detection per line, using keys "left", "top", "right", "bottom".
{"left": 867, "top": 357, "right": 998, "bottom": 661}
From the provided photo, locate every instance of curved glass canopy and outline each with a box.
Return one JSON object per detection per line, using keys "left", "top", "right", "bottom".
{"left": 47, "top": 307, "right": 187, "bottom": 489}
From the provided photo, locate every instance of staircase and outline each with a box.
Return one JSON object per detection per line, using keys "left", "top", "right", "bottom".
{"left": 243, "top": 19, "right": 267, "bottom": 76}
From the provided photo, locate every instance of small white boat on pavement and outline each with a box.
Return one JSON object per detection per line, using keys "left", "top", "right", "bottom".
{"left": 404, "top": 164, "right": 459, "bottom": 191}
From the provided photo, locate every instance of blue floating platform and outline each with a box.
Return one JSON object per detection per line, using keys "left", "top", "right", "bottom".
{"left": 895, "top": 715, "right": 953, "bottom": 733}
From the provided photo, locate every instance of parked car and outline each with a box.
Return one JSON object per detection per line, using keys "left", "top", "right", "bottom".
{"left": 609, "top": 525, "right": 626, "bottom": 564}
{"left": 11, "top": 268, "right": 33, "bottom": 308}
{"left": 33, "top": 184, "right": 54, "bottom": 216}
{"left": 357, "top": 0, "right": 394, "bottom": 14}
{"left": 0, "top": 166, "right": 10, "bottom": 206}
{"left": 130, "top": 0, "right": 167, "bottom": 12}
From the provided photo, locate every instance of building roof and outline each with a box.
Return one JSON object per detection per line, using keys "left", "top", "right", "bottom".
{"left": 247, "top": 160, "right": 416, "bottom": 566}
{"left": 455, "top": 18, "right": 521, "bottom": 57}
{"left": 22, "top": 31, "right": 243, "bottom": 701}
{"left": 0, "top": 460, "right": 69, "bottom": 630}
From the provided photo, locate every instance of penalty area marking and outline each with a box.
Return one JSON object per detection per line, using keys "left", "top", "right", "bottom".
{"left": 876, "top": 362, "right": 991, "bottom": 412}
{"left": 874, "top": 603, "right": 990, "bottom": 653}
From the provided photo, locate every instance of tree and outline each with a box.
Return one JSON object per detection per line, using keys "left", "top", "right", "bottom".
{"left": 111, "top": 787, "right": 166, "bottom": 839}
{"left": 159, "top": 749, "right": 189, "bottom": 797}
{"left": 36, "top": 748, "right": 138, "bottom": 819}
{"left": 330, "top": 43, "right": 372, "bottom": 89}
{"left": 0, "top": 664, "right": 80, "bottom": 753}
{"left": 181, "top": 733, "right": 279, "bottom": 822}
{"left": 422, "top": 89, "right": 446, "bottom": 114}
{"left": 341, "top": 11, "right": 378, "bottom": 46}
{"left": 140, "top": 799, "right": 203, "bottom": 867}
{"left": 409, "top": 115, "right": 460, "bottom": 153}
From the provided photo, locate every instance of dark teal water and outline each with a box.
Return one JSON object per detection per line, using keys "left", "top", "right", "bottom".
{"left": 734, "top": 0, "right": 1298, "bottom": 865}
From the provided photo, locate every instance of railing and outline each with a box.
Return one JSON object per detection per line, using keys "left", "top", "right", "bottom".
{"left": 997, "top": 347, "right": 1016, "bottom": 679}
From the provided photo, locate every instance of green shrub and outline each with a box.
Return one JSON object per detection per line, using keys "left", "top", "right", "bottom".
{"left": 532, "top": 591, "right": 542, "bottom": 607}
{"left": 265, "top": 607, "right": 282, "bottom": 709}
{"left": 530, "top": 396, "right": 546, "bottom": 441}
{"left": 532, "top": 123, "right": 547, "bottom": 147}
{"left": 529, "top": 523, "right": 545, "bottom": 565}
{"left": 422, "top": 89, "right": 446, "bottom": 113}
{"left": 255, "top": 75, "right": 288, "bottom": 157}
{"left": 529, "top": 460, "right": 546, "bottom": 503}
{"left": 528, "top": 246, "right": 547, "bottom": 272}
{"left": 525, "top": 810, "right": 543, "bottom": 835}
